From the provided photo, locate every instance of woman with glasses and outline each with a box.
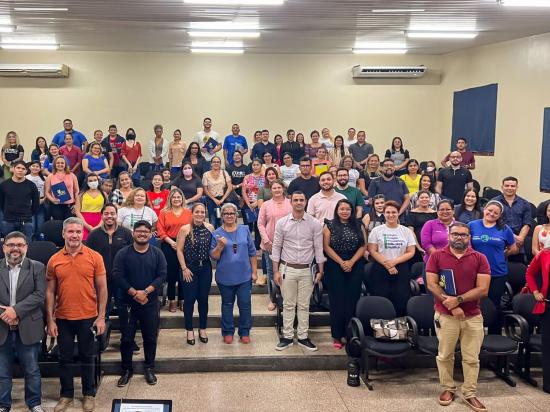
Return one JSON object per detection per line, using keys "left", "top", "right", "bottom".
{"left": 420, "top": 199, "right": 455, "bottom": 264}
{"left": 117, "top": 188, "right": 158, "bottom": 232}
{"left": 406, "top": 190, "right": 437, "bottom": 263}
{"left": 384, "top": 136, "right": 410, "bottom": 177}
{"left": 210, "top": 203, "right": 257, "bottom": 344}
{"left": 280, "top": 152, "right": 300, "bottom": 187}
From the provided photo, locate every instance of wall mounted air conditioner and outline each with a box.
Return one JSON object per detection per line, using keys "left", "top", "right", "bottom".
{"left": 0, "top": 64, "right": 69, "bottom": 78}
{"left": 352, "top": 65, "right": 427, "bottom": 79}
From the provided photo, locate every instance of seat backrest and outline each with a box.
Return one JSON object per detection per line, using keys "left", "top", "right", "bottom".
{"left": 506, "top": 261, "right": 527, "bottom": 295}
{"left": 479, "top": 297, "right": 497, "bottom": 329}
{"left": 406, "top": 295, "right": 435, "bottom": 333}
{"left": 512, "top": 293, "right": 540, "bottom": 330}
{"left": 26, "top": 241, "right": 59, "bottom": 265}
{"left": 362, "top": 262, "right": 374, "bottom": 291}
{"left": 472, "top": 179, "right": 481, "bottom": 193}
{"left": 355, "top": 296, "right": 396, "bottom": 335}
{"left": 41, "top": 220, "right": 65, "bottom": 247}
{"left": 536, "top": 200, "right": 550, "bottom": 225}
{"left": 411, "top": 262, "right": 425, "bottom": 278}
{"left": 482, "top": 186, "right": 502, "bottom": 200}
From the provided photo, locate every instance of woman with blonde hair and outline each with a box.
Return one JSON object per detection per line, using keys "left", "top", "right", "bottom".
{"left": 158, "top": 188, "right": 193, "bottom": 312}
{"left": 117, "top": 187, "right": 158, "bottom": 231}
{"left": 44, "top": 155, "right": 80, "bottom": 220}
{"left": 1, "top": 131, "right": 24, "bottom": 178}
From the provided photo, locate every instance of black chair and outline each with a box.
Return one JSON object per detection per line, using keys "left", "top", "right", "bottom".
{"left": 506, "top": 294, "right": 541, "bottom": 386}
{"left": 362, "top": 262, "right": 374, "bottom": 292}
{"left": 536, "top": 200, "right": 550, "bottom": 225}
{"left": 26, "top": 241, "right": 58, "bottom": 265}
{"left": 139, "top": 178, "right": 152, "bottom": 190}
{"left": 501, "top": 262, "right": 528, "bottom": 312}
{"left": 479, "top": 297, "right": 519, "bottom": 387}
{"left": 472, "top": 179, "right": 481, "bottom": 193}
{"left": 348, "top": 296, "right": 413, "bottom": 390}
{"left": 41, "top": 220, "right": 64, "bottom": 248}
{"left": 406, "top": 295, "right": 440, "bottom": 356}
{"left": 411, "top": 262, "right": 428, "bottom": 295}
{"left": 482, "top": 186, "right": 502, "bottom": 200}
{"left": 524, "top": 235, "right": 534, "bottom": 263}
{"left": 478, "top": 197, "right": 489, "bottom": 208}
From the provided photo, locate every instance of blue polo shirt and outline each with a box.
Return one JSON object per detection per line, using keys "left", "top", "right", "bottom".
{"left": 52, "top": 129, "right": 87, "bottom": 149}
{"left": 493, "top": 194, "right": 534, "bottom": 235}
{"left": 223, "top": 135, "right": 248, "bottom": 165}
{"left": 469, "top": 219, "right": 516, "bottom": 277}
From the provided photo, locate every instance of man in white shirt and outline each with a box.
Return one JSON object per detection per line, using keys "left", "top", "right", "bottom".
{"left": 344, "top": 127, "right": 357, "bottom": 148}
{"left": 306, "top": 172, "right": 346, "bottom": 222}
{"left": 194, "top": 117, "right": 221, "bottom": 162}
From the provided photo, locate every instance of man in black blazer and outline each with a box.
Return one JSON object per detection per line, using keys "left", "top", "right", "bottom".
{"left": 0, "top": 231, "right": 46, "bottom": 412}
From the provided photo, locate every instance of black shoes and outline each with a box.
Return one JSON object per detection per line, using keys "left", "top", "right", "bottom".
{"left": 117, "top": 370, "right": 133, "bottom": 387}
{"left": 275, "top": 338, "right": 294, "bottom": 351}
{"left": 132, "top": 342, "right": 140, "bottom": 353}
{"left": 297, "top": 338, "right": 318, "bottom": 351}
{"left": 144, "top": 368, "right": 157, "bottom": 385}
{"left": 199, "top": 330, "right": 208, "bottom": 344}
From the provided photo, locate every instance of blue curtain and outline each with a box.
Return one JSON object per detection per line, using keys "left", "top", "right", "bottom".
{"left": 451, "top": 83, "right": 498, "bottom": 154}
{"left": 540, "top": 108, "right": 550, "bottom": 193}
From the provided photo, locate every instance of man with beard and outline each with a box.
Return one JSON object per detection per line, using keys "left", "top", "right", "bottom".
{"left": 46, "top": 217, "right": 108, "bottom": 412}
{"left": 287, "top": 157, "right": 321, "bottom": 202}
{"left": 334, "top": 168, "right": 364, "bottom": 218}
{"left": 0, "top": 231, "right": 46, "bottom": 412}
{"left": 112, "top": 220, "right": 167, "bottom": 387}
{"left": 280, "top": 129, "right": 305, "bottom": 164}
{"left": 223, "top": 123, "right": 249, "bottom": 167}
{"left": 307, "top": 172, "right": 346, "bottom": 222}
{"left": 367, "top": 158, "right": 410, "bottom": 215}
{"left": 52, "top": 118, "right": 88, "bottom": 150}
{"left": 426, "top": 222, "right": 491, "bottom": 412}
{"left": 435, "top": 151, "right": 473, "bottom": 205}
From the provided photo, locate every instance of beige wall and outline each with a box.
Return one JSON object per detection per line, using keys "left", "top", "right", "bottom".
{"left": 0, "top": 51, "right": 442, "bottom": 163}
{"left": 440, "top": 33, "right": 550, "bottom": 204}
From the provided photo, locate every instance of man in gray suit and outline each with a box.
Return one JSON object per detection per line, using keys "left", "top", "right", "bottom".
{"left": 0, "top": 231, "right": 46, "bottom": 412}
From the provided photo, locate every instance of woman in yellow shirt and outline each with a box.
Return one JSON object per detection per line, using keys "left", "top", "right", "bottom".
{"left": 75, "top": 173, "right": 106, "bottom": 239}
{"left": 312, "top": 146, "right": 331, "bottom": 176}
{"left": 400, "top": 159, "right": 421, "bottom": 195}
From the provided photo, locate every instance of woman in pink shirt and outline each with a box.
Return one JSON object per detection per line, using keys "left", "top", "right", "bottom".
{"left": 420, "top": 199, "right": 455, "bottom": 263}
{"left": 257, "top": 180, "right": 292, "bottom": 310}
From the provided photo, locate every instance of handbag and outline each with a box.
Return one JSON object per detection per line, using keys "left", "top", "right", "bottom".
{"left": 370, "top": 317, "right": 410, "bottom": 341}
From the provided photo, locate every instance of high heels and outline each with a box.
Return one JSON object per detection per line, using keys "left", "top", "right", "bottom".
{"left": 199, "top": 330, "right": 208, "bottom": 344}
{"left": 186, "top": 331, "right": 195, "bottom": 345}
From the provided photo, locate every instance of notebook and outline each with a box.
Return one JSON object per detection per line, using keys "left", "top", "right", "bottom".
{"left": 202, "top": 137, "right": 218, "bottom": 153}
{"left": 439, "top": 269, "right": 457, "bottom": 296}
{"left": 51, "top": 181, "right": 71, "bottom": 203}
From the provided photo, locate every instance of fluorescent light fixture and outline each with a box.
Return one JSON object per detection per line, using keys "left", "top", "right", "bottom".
{"left": 354, "top": 42, "right": 407, "bottom": 49}
{"left": 13, "top": 7, "right": 69, "bottom": 12}
{"left": 188, "top": 30, "right": 260, "bottom": 38}
{"left": 184, "top": 0, "right": 283, "bottom": 5}
{"left": 191, "top": 40, "right": 243, "bottom": 47}
{"left": 190, "top": 21, "right": 259, "bottom": 30}
{"left": 353, "top": 48, "right": 408, "bottom": 54}
{"left": 407, "top": 31, "right": 478, "bottom": 39}
{"left": 372, "top": 9, "right": 424, "bottom": 13}
{"left": 1, "top": 43, "right": 59, "bottom": 50}
{"left": 0, "top": 25, "right": 16, "bottom": 33}
{"left": 499, "top": 0, "right": 550, "bottom": 6}
{"left": 191, "top": 48, "right": 244, "bottom": 53}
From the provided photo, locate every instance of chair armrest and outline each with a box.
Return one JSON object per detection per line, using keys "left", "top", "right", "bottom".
{"left": 504, "top": 313, "right": 530, "bottom": 343}
{"left": 349, "top": 317, "right": 367, "bottom": 347}
{"left": 406, "top": 316, "right": 419, "bottom": 348}
{"left": 409, "top": 279, "right": 420, "bottom": 296}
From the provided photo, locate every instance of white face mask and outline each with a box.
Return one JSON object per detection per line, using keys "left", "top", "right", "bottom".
{"left": 88, "top": 181, "right": 99, "bottom": 189}
{"left": 183, "top": 168, "right": 193, "bottom": 177}
{"left": 426, "top": 166, "right": 435, "bottom": 172}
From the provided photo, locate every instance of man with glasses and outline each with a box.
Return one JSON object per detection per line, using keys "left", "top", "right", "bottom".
{"left": 0, "top": 232, "right": 46, "bottom": 412}
{"left": 436, "top": 151, "right": 473, "bottom": 205}
{"left": 287, "top": 157, "right": 321, "bottom": 202}
{"left": 426, "top": 222, "right": 491, "bottom": 412}
{"left": 112, "top": 220, "right": 167, "bottom": 387}
{"left": 367, "top": 158, "right": 410, "bottom": 215}
{"left": 46, "top": 217, "right": 108, "bottom": 412}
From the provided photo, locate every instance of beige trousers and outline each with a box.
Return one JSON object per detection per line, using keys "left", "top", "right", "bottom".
{"left": 434, "top": 312, "right": 485, "bottom": 399}
{"left": 281, "top": 266, "right": 313, "bottom": 340}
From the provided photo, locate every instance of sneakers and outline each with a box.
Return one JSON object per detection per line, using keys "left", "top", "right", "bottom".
{"left": 275, "top": 338, "right": 294, "bottom": 351}
{"left": 82, "top": 396, "right": 95, "bottom": 412}
{"left": 297, "top": 338, "right": 318, "bottom": 351}
{"left": 0, "top": 407, "right": 8, "bottom": 412}
{"left": 30, "top": 407, "right": 47, "bottom": 412}
{"left": 54, "top": 397, "right": 73, "bottom": 412}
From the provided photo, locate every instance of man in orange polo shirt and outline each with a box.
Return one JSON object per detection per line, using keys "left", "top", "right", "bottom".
{"left": 46, "top": 217, "right": 108, "bottom": 412}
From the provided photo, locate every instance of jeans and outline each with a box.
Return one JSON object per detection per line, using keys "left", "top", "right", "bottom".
{"left": 218, "top": 281, "right": 252, "bottom": 337}
{"left": 0, "top": 331, "right": 41, "bottom": 409}
{"left": 183, "top": 261, "right": 213, "bottom": 330}
{"left": 206, "top": 197, "right": 222, "bottom": 228}
{"left": 263, "top": 251, "right": 274, "bottom": 300}
{"left": 170, "top": 167, "right": 181, "bottom": 174}
{"left": 1, "top": 221, "right": 33, "bottom": 244}
{"left": 32, "top": 204, "right": 48, "bottom": 240}
{"left": 57, "top": 318, "right": 97, "bottom": 398}
{"left": 121, "top": 301, "right": 160, "bottom": 372}
{"left": 161, "top": 241, "right": 183, "bottom": 301}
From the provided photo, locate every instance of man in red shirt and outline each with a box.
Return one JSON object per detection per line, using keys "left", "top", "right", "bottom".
{"left": 426, "top": 222, "right": 490, "bottom": 412}
{"left": 59, "top": 133, "right": 83, "bottom": 175}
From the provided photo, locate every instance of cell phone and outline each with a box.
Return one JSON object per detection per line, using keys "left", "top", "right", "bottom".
{"left": 434, "top": 319, "right": 441, "bottom": 329}
{"left": 90, "top": 326, "right": 98, "bottom": 336}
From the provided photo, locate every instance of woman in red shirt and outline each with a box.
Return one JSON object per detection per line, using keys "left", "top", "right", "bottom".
{"left": 157, "top": 188, "right": 192, "bottom": 312}
{"left": 146, "top": 173, "right": 169, "bottom": 217}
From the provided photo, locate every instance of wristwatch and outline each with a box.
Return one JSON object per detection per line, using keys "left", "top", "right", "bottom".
{"left": 457, "top": 295, "right": 464, "bottom": 304}
{"left": 144, "top": 289, "right": 150, "bottom": 296}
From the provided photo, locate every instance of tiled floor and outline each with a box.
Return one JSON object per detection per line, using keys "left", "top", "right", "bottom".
{"left": 7, "top": 368, "right": 549, "bottom": 411}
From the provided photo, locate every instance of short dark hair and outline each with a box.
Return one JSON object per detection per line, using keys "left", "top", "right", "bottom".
{"left": 336, "top": 167, "right": 349, "bottom": 175}
{"left": 384, "top": 200, "right": 400, "bottom": 212}
{"left": 319, "top": 171, "right": 333, "bottom": 180}
{"left": 11, "top": 160, "right": 27, "bottom": 170}
{"left": 457, "top": 137, "right": 467, "bottom": 143}
{"left": 203, "top": 117, "right": 211, "bottom": 122}
{"left": 310, "top": 130, "right": 319, "bottom": 137}
{"left": 4, "top": 231, "right": 27, "bottom": 244}
{"left": 286, "top": 129, "right": 295, "bottom": 136}
{"left": 290, "top": 191, "right": 306, "bottom": 200}
{"left": 63, "top": 118, "right": 72, "bottom": 124}
{"left": 299, "top": 156, "right": 312, "bottom": 164}
{"left": 261, "top": 129, "right": 269, "bottom": 134}
{"left": 449, "top": 222, "right": 470, "bottom": 233}
{"left": 502, "top": 176, "right": 518, "bottom": 184}
{"left": 108, "top": 124, "right": 117, "bottom": 130}
{"left": 101, "top": 202, "right": 117, "bottom": 214}
{"left": 133, "top": 220, "right": 152, "bottom": 231}
{"left": 381, "top": 158, "right": 395, "bottom": 166}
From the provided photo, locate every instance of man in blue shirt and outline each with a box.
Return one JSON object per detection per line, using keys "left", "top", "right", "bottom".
{"left": 367, "top": 159, "right": 410, "bottom": 215}
{"left": 52, "top": 119, "right": 87, "bottom": 150}
{"left": 493, "top": 176, "right": 534, "bottom": 263}
{"left": 251, "top": 130, "right": 277, "bottom": 163}
{"left": 223, "top": 124, "right": 248, "bottom": 167}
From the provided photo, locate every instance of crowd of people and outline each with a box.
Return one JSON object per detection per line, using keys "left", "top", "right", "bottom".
{"left": 0, "top": 117, "right": 549, "bottom": 412}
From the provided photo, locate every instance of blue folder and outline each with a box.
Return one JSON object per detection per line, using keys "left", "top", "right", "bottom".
{"left": 51, "top": 181, "right": 71, "bottom": 203}
{"left": 439, "top": 269, "right": 457, "bottom": 296}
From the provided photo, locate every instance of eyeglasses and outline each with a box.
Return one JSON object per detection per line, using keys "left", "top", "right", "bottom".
{"left": 5, "top": 243, "right": 26, "bottom": 249}
{"left": 223, "top": 212, "right": 236, "bottom": 216}
{"left": 299, "top": 164, "right": 311, "bottom": 168}
{"left": 450, "top": 233, "right": 469, "bottom": 239}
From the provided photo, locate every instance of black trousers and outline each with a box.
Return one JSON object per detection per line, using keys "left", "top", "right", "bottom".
{"left": 120, "top": 301, "right": 160, "bottom": 372}
{"left": 161, "top": 241, "right": 183, "bottom": 301}
{"left": 325, "top": 258, "right": 363, "bottom": 340}
{"left": 182, "top": 261, "right": 212, "bottom": 330}
{"left": 542, "top": 305, "right": 550, "bottom": 392}
{"left": 56, "top": 318, "right": 96, "bottom": 398}
{"left": 487, "top": 275, "right": 508, "bottom": 335}
{"left": 368, "top": 262, "right": 411, "bottom": 316}
{"left": 49, "top": 203, "right": 74, "bottom": 221}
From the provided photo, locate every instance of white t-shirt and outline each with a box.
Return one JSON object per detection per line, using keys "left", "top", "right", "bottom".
{"left": 26, "top": 175, "right": 45, "bottom": 197}
{"left": 280, "top": 164, "right": 300, "bottom": 187}
{"left": 348, "top": 168, "right": 360, "bottom": 188}
{"left": 318, "top": 137, "right": 334, "bottom": 149}
{"left": 368, "top": 224, "right": 416, "bottom": 260}
{"left": 117, "top": 206, "right": 158, "bottom": 231}
{"left": 344, "top": 139, "right": 357, "bottom": 148}
{"left": 194, "top": 130, "right": 221, "bottom": 161}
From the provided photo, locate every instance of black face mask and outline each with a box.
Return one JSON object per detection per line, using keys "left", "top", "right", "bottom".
{"left": 127, "top": 134, "right": 135, "bottom": 140}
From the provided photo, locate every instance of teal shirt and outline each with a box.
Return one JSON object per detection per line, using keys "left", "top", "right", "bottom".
{"left": 335, "top": 185, "right": 365, "bottom": 211}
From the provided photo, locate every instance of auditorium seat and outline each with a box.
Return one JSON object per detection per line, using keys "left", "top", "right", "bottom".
{"left": 26, "top": 240, "right": 58, "bottom": 265}
{"left": 41, "top": 220, "right": 64, "bottom": 247}
{"left": 482, "top": 186, "right": 502, "bottom": 200}
{"left": 406, "top": 295, "right": 440, "bottom": 356}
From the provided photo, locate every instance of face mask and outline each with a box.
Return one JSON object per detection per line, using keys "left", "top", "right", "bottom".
{"left": 426, "top": 166, "right": 435, "bottom": 172}
{"left": 183, "top": 169, "right": 193, "bottom": 177}
{"left": 88, "top": 181, "right": 99, "bottom": 189}
{"left": 127, "top": 134, "right": 135, "bottom": 140}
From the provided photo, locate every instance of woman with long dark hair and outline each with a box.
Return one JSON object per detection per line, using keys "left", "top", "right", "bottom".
{"left": 323, "top": 199, "right": 366, "bottom": 349}
{"left": 454, "top": 189, "right": 482, "bottom": 224}
{"left": 31, "top": 136, "right": 48, "bottom": 166}
{"left": 409, "top": 173, "right": 441, "bottom": 210}
{"left": 406, "top": 190, "right": 437, "bottom": 262}
{"left": 532, "top": 201, "right": 550, "bottom": 256}
{"left": 329, "top": 135, "right": 348, "bottom": 167}
{"left": 146, "top": 173, "right": 170, "bottom": 218}
{"left": 75, "top": 173, "right": 106, "bottom": 239}
{"left": 400, "top": 159, "right": 421, "bottom": 194}
{"left": 171, "top": 161, "right": 204, "bottom": 206}
{"left": 384, "top": 136, "right": 410, "bottom": 176}
{"left": 183, "top": 142, "right": 210, "bottom": 178}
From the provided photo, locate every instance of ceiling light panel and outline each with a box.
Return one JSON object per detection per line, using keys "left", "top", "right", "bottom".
{"left": 184, "top": 0, "right": 283, "bottom": 5}
{"left": 13, "top": 8, "right": 69, "bottom": 12}
{"left": 407, "top": 31, "right": 478, "bottom": 39}
{"left": 353, "top": 48, "right": 408, "bottom": 54}
{"left": 188, "top": 31, "right": 260, "bottom": 38}
{"left": 371, "top": 9, "right": 425, "bottom": 13}
{"left": 499, "top": 0, "right": 550, "bottom": 6}
{"left": 191, "top": 48, "right": 244, "bottom": 53}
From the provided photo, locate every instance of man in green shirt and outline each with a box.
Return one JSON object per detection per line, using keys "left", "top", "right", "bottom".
{"left": 335, "top": 168, "right": 364, "bottom": 218}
